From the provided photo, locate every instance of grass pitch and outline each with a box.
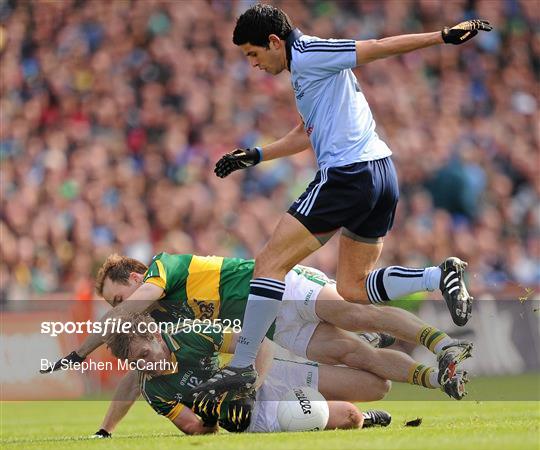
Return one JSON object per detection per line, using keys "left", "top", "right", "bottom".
{"left": 2, "top": 374, "right": 539, "bottom": 450}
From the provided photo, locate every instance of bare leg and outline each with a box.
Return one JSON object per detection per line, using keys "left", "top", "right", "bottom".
{"left": 315, "top": 283, "right": 431, "bottom": 345}
{"left": 231, "top": 213, "right": 320, "bottom": 368}
{"left": 336, "top": 234, "right": 383, "bottom": 303}
{"left": 317, "top": 361, "right": 391, "bottom": 402}
{"left": 309, "top": 323, "right": 427, "bottom": 384}
{"left": 254, "top": 213, "right": 321, "bottom": 279}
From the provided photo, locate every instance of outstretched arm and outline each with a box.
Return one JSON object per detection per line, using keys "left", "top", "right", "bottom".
{"left": 41, "top": 282, "right": 164, "bottom": 373}
{"left": 95, "top": 371, "right": 140, "bottom": 435}
{"left": 75, "top": 283, "right": 164, "bottom": 357}
{"left": 356, "top": 19, "right": 492, "bottom": 65}
{"left": 356, "top": 32, "right": 442, "bottom": 65}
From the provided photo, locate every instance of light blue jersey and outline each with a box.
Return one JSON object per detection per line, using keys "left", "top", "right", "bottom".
{"left": 286, "top": 29, "right": 392, "bottom": 169}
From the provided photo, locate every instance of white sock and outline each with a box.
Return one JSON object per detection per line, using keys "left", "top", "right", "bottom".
{"left": 429, "top": 370, "right": 441, "bottom": 388}
{"left": 433, "top": 335, "right": 455, "bottom": 354}
{"left": 230, "top": 277, "right": 285, "bottom": 368}
{"left": 423, "top": 267, "right": 441, "bottom": 291}
{"left": 366, "top": 266, "right": 440, "bottom": 304}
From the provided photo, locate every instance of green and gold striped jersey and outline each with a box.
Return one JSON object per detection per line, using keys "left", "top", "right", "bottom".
{"left": 144, "top": 253, "right": 253, "bottom": 324}
{"left": 138, "top": 328, "right": 222, "bottom": 421}
{"left": 143, "top": 253, "right": 332, "bottom": 341}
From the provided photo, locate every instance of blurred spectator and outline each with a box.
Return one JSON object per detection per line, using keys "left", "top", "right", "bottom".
{"left": 0, "top": 0, "right": 538, "bottom": 303}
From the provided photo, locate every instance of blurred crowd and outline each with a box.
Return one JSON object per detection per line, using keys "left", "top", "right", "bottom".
{"left": 1, "top": 0, "right": 538, "bottom": 303}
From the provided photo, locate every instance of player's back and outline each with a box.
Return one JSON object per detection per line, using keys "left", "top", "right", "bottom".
{"left": 145, "top": 252, "right": 254, "bottom": 322}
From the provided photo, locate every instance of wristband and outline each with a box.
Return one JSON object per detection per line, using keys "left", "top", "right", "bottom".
{"left": 254, "top": 146, "right": 263, "bottom": 162}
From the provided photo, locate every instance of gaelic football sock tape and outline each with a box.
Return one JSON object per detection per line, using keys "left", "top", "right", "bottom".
{"left": 230, "top": 277, "right": 285, "bottom": 368}
{"left": 417, "top": 326, "right": 455, "bottom": 354}
{"left": 407, "top": 364, "right": 439, "bottom": 389}
{"left": 366, "top": 266, "right": 440, "bottom": 304}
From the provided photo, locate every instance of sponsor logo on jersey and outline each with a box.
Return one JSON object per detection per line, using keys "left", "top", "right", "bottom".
{"left": 194, "top": 300, "right": 215, "bottom": 320}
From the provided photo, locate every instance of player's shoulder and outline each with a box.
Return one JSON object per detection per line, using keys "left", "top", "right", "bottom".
{"left": 151, "top": 252, "right": 188, "bottom": 261}
{"left": 291, "top": 34, "right": 356, "bottom": 73}
{"left": 145, "top": 253, "right": 192, "bottom": 287}
{"left": 293, "top": 34, "right": 356, "bottom": 53}
{"left": 151, "top": 252, "right": 193, "bottom": 269}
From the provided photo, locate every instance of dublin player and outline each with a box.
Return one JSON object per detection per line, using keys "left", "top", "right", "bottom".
{"left": 201, "top": 4, "right": 491, "bottom": 395}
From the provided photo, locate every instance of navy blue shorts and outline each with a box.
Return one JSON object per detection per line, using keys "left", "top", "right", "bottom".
{"left": 287, "top": 157, "right": 399, "bottom": 241}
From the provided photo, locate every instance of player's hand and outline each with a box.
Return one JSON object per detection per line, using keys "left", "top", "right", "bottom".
{"left": 442, "top": 19, "right": 492, "bottom": 45}
{"left": 214, "top": 148, "right": 261, "bottom": 178}
{"left": 218, "top": 389, "right": 255, "bottom": 433}
{"left": 39, "top": 351, "right": 85, "bottom": 374}
{"left": 192, "top": 392, "right": 224, "bottom": 427}
{"left": 90, "top": 429, "right": 111, "bottom": 438}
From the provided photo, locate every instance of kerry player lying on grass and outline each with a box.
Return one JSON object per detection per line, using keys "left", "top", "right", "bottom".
{"left": 94, "top": 304, "right": 469, "bottom": 437}
{"left": 97, "top": 312, "right": 391, "bottom": 436}
{"left": 43, "top": 253, "right": 472, "bottom": 415}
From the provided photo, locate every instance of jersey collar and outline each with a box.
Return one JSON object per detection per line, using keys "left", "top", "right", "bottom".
{"left": 285, "top": 28, "right": 303, "bottom": 71}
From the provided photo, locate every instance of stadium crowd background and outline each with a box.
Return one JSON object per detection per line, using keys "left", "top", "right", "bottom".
{"left": 1, "top": 0, "right": 538, "bottom": 305}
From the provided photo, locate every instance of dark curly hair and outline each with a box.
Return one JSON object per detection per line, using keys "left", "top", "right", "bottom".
{"left": 233, "top": 4, "right": 294, "bottom": 48}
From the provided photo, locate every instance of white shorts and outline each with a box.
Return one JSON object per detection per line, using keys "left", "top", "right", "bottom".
{"left": 273, "top": 266, "right": 332, "bottom": 359}
{"left": 248, "top": 348, "right": 319, "bottom": 433}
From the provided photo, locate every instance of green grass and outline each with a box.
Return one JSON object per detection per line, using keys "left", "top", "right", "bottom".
{"left": 1, "top": 375, "right": 539, "bottom": 450}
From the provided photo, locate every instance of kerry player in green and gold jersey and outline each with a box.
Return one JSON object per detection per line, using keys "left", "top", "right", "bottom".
{"left": 103, "top": 312, "right": 391, "bottom": 435}
{"left": 104, "top": 312, "right": 228, "bottom": 434}
{"left": 41, "top": 252, "right": 471, "bottom": 437}
{"left": 45, "top": 252, "right": 471, "bottom": 401}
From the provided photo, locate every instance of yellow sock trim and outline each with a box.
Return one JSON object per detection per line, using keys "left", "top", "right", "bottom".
{"left": 408, "top": 364, "right": 424, "bottom": 385}
{"left": 417, "top": 326, "right": 449, "bottom": 353}
{"left": 408, "top": 364, "right": 437, "bottom": 388}
{"left": 416, "top": 326, "right": 435, "bottom": 346}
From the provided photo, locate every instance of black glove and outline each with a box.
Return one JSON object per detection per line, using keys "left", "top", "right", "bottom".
{"left": 39, "top": 351, "right": 85, "bottom": 374}
{"left": 192, "top": 391, "right": 224, "bottom": 427}
{"left": 442, "top": 19, "right": 492, "bottom": 45}
{"left": 91, "top": 429, "right": 111, "bottom": 438}
{"left": 214, "top": 148, "right": 261, "bottom": 178}
{"left": 219, "top": 389, "right": 255, "bottom": 433}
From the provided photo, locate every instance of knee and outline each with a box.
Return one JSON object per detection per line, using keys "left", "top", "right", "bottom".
{"left": 253, "top": 251, "right": 290, "bottom": 279}
{"left": 336, "top": 282, "right": 368, "bottom": 303}
{"left": 372, "top": 379, "right": 392, "bottom": 401}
